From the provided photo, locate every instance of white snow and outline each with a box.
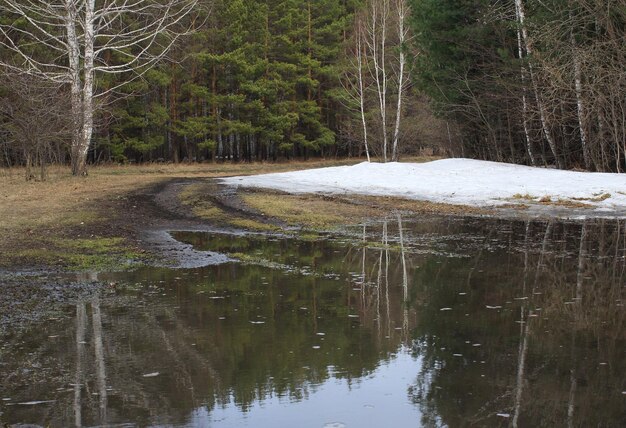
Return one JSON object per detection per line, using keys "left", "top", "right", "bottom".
{"left": 220, "top": 159, "right": 626, "bottom": 216}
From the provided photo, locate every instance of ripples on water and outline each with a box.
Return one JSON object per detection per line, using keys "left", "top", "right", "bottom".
{"left": 1, "top": 216, "right": 624, "bottom": 427}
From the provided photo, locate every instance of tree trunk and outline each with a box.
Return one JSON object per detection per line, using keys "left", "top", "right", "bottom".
{"left": 64, "top": 0, "right": 85, "bottom": 176}
{"left": 392, "top": 0, "right": 408, "bottom": 162}
{"left": 366, "top": 0, "right": 390, "bottom": 162}
{"left": 570, "top": 13, "right": 592, "bottom": 170}
{"left": 73, "top": 0, "right": 95, "bottom": 176}
{"left": 514, "top": 3, "right": 535, "bottom": 166}
{"left": 356, "top": 24, "right": 371, "bottom": 162}
{"left": 515, "top": 0, "right": 563, "bottom": 169}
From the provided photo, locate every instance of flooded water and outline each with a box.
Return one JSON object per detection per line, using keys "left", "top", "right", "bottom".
{"left": 1, "top": 216, "right": 625, "bottom": 427}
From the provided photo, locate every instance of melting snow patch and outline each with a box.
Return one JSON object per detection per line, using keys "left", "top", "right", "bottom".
{"left": 220, "top": 159, "right": 626, "bottom": 216}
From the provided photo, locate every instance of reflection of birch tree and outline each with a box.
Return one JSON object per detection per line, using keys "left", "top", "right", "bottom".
{"left": 92, "top": 298, "right": 107, "bottom": 423}
{"left": 567, "top": 220, "right": 587, "bottom": 427}
{"left": 74, "top": 302, "right": 86, "bottom": 428}
{"left": 512, "top": 221, "right": 533, "bottom": 427}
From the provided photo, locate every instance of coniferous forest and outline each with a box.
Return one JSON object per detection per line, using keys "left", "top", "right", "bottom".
{"left": 0, "top": 0, "right": 624, "bottom": 173}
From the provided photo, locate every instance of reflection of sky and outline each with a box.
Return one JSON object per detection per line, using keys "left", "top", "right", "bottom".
{"left": 184, "top": 351, "right": 423, "bottom": 428}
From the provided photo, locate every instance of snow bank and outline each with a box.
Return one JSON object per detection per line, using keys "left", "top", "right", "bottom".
{"left": 220, "top": 159, "right": 626, "bottom": 215}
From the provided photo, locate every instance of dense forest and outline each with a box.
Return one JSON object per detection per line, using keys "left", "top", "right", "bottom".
{"left": 0, "top": 0, "right": 624, "bottom": 175}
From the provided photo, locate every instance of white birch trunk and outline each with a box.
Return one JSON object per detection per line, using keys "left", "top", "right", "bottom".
{"left": 356, "top": 25, "right": 371, "bottom": 162}
{"left": 74, "top": 0, "right": 95, "bottom": 176}
{"left": 380, "top": 1, "right": 389, "bottom": 162}
{"left": 366, "top": 0, "right": 390, "bottom": 162}
{"left": 515, "top": 0, "right": 563, "bottom": 169}
{"left": 392, "top": 0, "right": 409, "bottom": 162}
{"left": 64, "top": 0, "right": 83, "bottom": 175}
{"left": 513, "top": 1, "right": 535, "bottom": 166}
{"left": 570, "top": 15, "right": 591, "bottom": 170}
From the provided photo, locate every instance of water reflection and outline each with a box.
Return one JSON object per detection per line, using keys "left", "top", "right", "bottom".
{"left": 0, "top": 217, "right": 624, "bottom": 427}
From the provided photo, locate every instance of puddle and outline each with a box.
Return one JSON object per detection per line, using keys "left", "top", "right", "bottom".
{"left": 1, "top": 216, "right": 624, "bottom": 427}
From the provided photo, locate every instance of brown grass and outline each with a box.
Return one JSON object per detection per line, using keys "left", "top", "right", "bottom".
{"left": 536, "top": 197, "right": 593, "bottom": 208}
{"left": 0, "top": 159, "right": 381, "bottom": 268}
{"left": 2, "top": 157, "right": 457, "bottom": 269}
{"left": 241, "top": 192, "right": 385, "bottom": 228}
{"left": 241, "top": 191, "right": 489, "bottom": 229}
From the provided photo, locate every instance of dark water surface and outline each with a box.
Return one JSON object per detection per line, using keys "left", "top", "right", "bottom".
{"left": 1, "top": 216, "right": 625, "bottom": 427}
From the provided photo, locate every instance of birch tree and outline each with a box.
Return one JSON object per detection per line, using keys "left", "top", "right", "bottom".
{"left": 569, "top": 10, "right": 591, "bottom": 170}
{"left": 391, "top": 0, "right": 410, "bottom": 162}
{"left": 364, "top": 0, "right": 390, "bottom": 162}
{"left": 340, "top": 20, "right": 371, "bottom": 161}
{"left": 514, "top": 0, "right": 563, "bottom": 169}
{"left": 0, "top": 0, "right": 200, "bottom": 175}
{"left": 342, "top": 0, "right": 412, "bottom": 162}
{"left": 356, "top": 22, "right": 371, "bottom": 162}
{"left": 513, "top": 1, "right": 535, "bottom": 166}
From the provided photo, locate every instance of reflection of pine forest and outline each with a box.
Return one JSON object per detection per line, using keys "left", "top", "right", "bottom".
{"left": 1, "top": 217, "right": 624, "bottom": 426}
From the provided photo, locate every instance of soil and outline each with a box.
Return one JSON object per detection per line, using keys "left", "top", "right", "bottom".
{"left": 0, "top": 177, "right": 268, "bottom": 337}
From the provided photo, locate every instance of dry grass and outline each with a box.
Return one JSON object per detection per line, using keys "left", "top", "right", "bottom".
{"left": 241, "top": 191, "right": 489, "bottom": 229}
{"left": 572, "top": 193, "right": 611, "bottom": 202}
{"left": 508, "top": 192, "right": 595, "bottom": 209}
{"left": 512, "top": 193, "right": 537, "bottom": 201}
{"left": 1, "top": 159, "right": 381, "bottom": 268}
{"left": 1, "top": 157, "right": 449, "bottom": 268}
{"left": 241, "top": 192, "right": 385, "bottom": 228}
{"left": 0, "top": 159, "right": 363, "bottom": 232}
{"left": 537, "top": 197, "right": 593, "bottom": 208}
{"left": 360, "top": 195, "right": 489, "bottom": 216}
{"left": 178, "top": 183, "right": 279, "bottom": 231}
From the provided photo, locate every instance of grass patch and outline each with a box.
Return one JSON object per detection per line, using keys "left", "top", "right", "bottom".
{"left": 6, "top": 237, "right": 144, "bottom": 271}
{"left": 241, "top": 192, "right": 377, "bottom": 229}
{"left": 179, "top": 183, "right": 280, "bottom": 231}
{"left": 552, "top": 199, "right": 593, "bottom": 208}
{"left": 362, "top": 196, "right": 489, "bottom": 216}
{"left": 241, "top": 191, "right": 488, "bottom": 230}
{"left": 536, "top": 197, "right": 592, "bottom": 208}
{"left": 512, "top": 193, "right": 536, "bottom": 201}
{"left": 572, "top": 193, "right": 611, "bottom": 202}
{"left": 230, "top": 218, "right": 280, "bottom": 232}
